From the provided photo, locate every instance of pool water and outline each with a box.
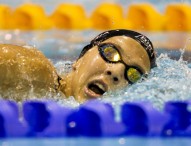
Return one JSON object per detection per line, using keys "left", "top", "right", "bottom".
{"left": 103, "top": 52, "right": 191, "bottom": 108}
{"left": 0, "top": 30, "right": 191, "bottom": 146}
{"left": 1, "top": 137, "right": 191, "bottom": 146}
{"left": 3, "top": 30, "right": 190, "bottom": 108}
{"left": 53, "top": 48, "right": 191, "bottom": 110}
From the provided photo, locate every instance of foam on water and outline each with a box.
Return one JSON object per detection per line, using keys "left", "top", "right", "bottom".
{"left": 104, "top": 53, "right": 191, "bottom": 109}
{"left": 54, "top": 51, "right": 191, "bottom": 110}
{"left": 0, "top": 31, "right": 191, "bottom": 110}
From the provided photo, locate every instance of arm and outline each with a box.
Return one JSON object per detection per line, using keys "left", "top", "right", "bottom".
{"left": 0, "top": 44, "right": 59, "bottom": 100}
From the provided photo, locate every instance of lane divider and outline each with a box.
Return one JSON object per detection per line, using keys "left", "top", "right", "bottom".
{"left": 0, "top": 3, "right": 191, "bottom": 31}
{"left": 0, "top": 5, "right": 12, "bottom": 29}
{"left": 11, "top": 4, "right": 52, "bottom": 30}
{"left": 50, "top": 3, "right": 90, "bottom": 29}
{"left": 90, "top": 3, "right": 131, "bottom": 30}
{"left": 127, "top": 3, "right": 166, "bottom": 31}
{"left": 165, "top": 3, "right": 191, "bottom": 31}
{"left": 0, "top": 99, "right": 191, "bottom": 137}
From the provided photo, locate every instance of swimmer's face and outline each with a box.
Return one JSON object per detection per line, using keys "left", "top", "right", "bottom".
{"left": 66, "top": 36, "right": 150, "bottom": 102}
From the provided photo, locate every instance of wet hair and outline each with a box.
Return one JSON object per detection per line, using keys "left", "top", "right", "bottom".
{"left": 78, "top": 29, "right": 157, "bottom": 68}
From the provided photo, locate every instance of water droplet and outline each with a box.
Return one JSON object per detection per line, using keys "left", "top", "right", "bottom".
{"left": 118, "top": 138, "right": 126, "bottom": 145}
{"left": 69, "top": 121, "right": 76, "bottom": 128}
{"left": 4, "top": 33, "right": 12, "bottom": 40}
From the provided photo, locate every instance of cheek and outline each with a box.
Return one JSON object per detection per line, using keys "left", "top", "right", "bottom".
{"left": 80, "top": 55, "right": 107, "bottom": 76}
{"left": 73, "top": 55, "right": 108, "bottom": 98}
{"left": 74, "top": 54, "right": 107, "bottom": 87}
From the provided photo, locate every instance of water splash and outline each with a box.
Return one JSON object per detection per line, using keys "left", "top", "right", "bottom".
{"left": 53, "top": 51, "right": 191, "bottom": 110}
{"left": 53, "top": 51, "right": 191, "bottom": 121}
{"left": 102, "top": 53, "right": 191, "bottom": 109}
{"left": 0, "top": 30, "right": 190, "bottom": 110}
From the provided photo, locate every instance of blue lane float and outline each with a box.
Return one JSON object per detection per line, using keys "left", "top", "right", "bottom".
{"left": 0, "top": 99, "right": 191, "bottom": 137}
{"left": 66, "top": 100, "right": 125, "bottom": 137}
{"left": 121, "top": 102, "right": 170, "bottom": 136}
{"left": 0, "top": 100, "right": 28, "bottom": 137}
{"left": 23, "top": 100, "right": 73, "bottom": 137}
{"left": 164, "top": 101, "right": 191, "bottom": 136}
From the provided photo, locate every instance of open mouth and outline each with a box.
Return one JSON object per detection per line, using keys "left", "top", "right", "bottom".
{"left": 85, "top": 81, "right": 107, "bottom": 98}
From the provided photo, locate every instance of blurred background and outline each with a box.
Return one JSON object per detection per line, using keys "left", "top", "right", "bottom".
{"left": 0, "top": 0, "right": 190, "bottom": 14}
{"left": 0, "top": 0, "right": 191, "bottom": 30}
{"left": 0, "top": 0, "right": 190, "bottom": 59}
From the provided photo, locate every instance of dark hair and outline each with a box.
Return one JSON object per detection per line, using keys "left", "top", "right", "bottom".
{"left": 79, "top": 29, "right": 156, "bottom": 68}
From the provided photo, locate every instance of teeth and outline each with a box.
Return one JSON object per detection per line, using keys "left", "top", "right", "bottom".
{"left": 94, "top": 82, "right": 105, "bottom": 91}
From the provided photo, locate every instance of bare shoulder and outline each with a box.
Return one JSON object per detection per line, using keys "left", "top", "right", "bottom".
{"left": 0, "top": 44, "right": 47, "bottom": 60}
{"left": 0, "top": 44, "right": 55, "bottom": 69}
{"left": 0, "top": 44, "right": 59, "bottom": 100}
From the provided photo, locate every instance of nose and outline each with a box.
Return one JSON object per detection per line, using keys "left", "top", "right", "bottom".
{"left": 105, "top": 63, "right": 126, "bottom": 84}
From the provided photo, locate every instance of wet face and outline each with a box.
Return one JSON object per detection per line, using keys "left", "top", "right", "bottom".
{"left": 63, "top": 36, "right": 151, "bottom": 102}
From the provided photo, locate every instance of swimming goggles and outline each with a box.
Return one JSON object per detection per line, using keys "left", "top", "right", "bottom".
{"left": 98, "top": 43, "right": 143, "bottom": 84}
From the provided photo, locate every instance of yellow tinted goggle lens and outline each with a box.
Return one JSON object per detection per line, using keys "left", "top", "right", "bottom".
{"left": 103, "top": 46, "right": 121, "bottom": 62}
{"left": 127, "top": 68, "right": 141, "bottom": 83}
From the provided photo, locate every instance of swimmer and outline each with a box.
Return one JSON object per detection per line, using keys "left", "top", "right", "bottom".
{"left": 0, "top": 29, "right": 156, "bottom": 102}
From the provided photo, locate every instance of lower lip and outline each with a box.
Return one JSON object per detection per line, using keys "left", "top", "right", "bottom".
{"left": 84, "top": 86, "right": 101, "bottom": 99}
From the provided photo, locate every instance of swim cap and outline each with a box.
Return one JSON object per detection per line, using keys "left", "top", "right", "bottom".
{"left": 79, "top": 29, "right": 156, "bottom": 68}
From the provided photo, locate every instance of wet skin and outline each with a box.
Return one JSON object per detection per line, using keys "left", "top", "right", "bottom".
{"left": 0, "top": 36, "right": 150, "bottom": 102}
{"left": 0, "top": 44, "right": 59, "bottom": 100}
{"left": 61, "top": 36, "right": 151, "bottom": 102}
